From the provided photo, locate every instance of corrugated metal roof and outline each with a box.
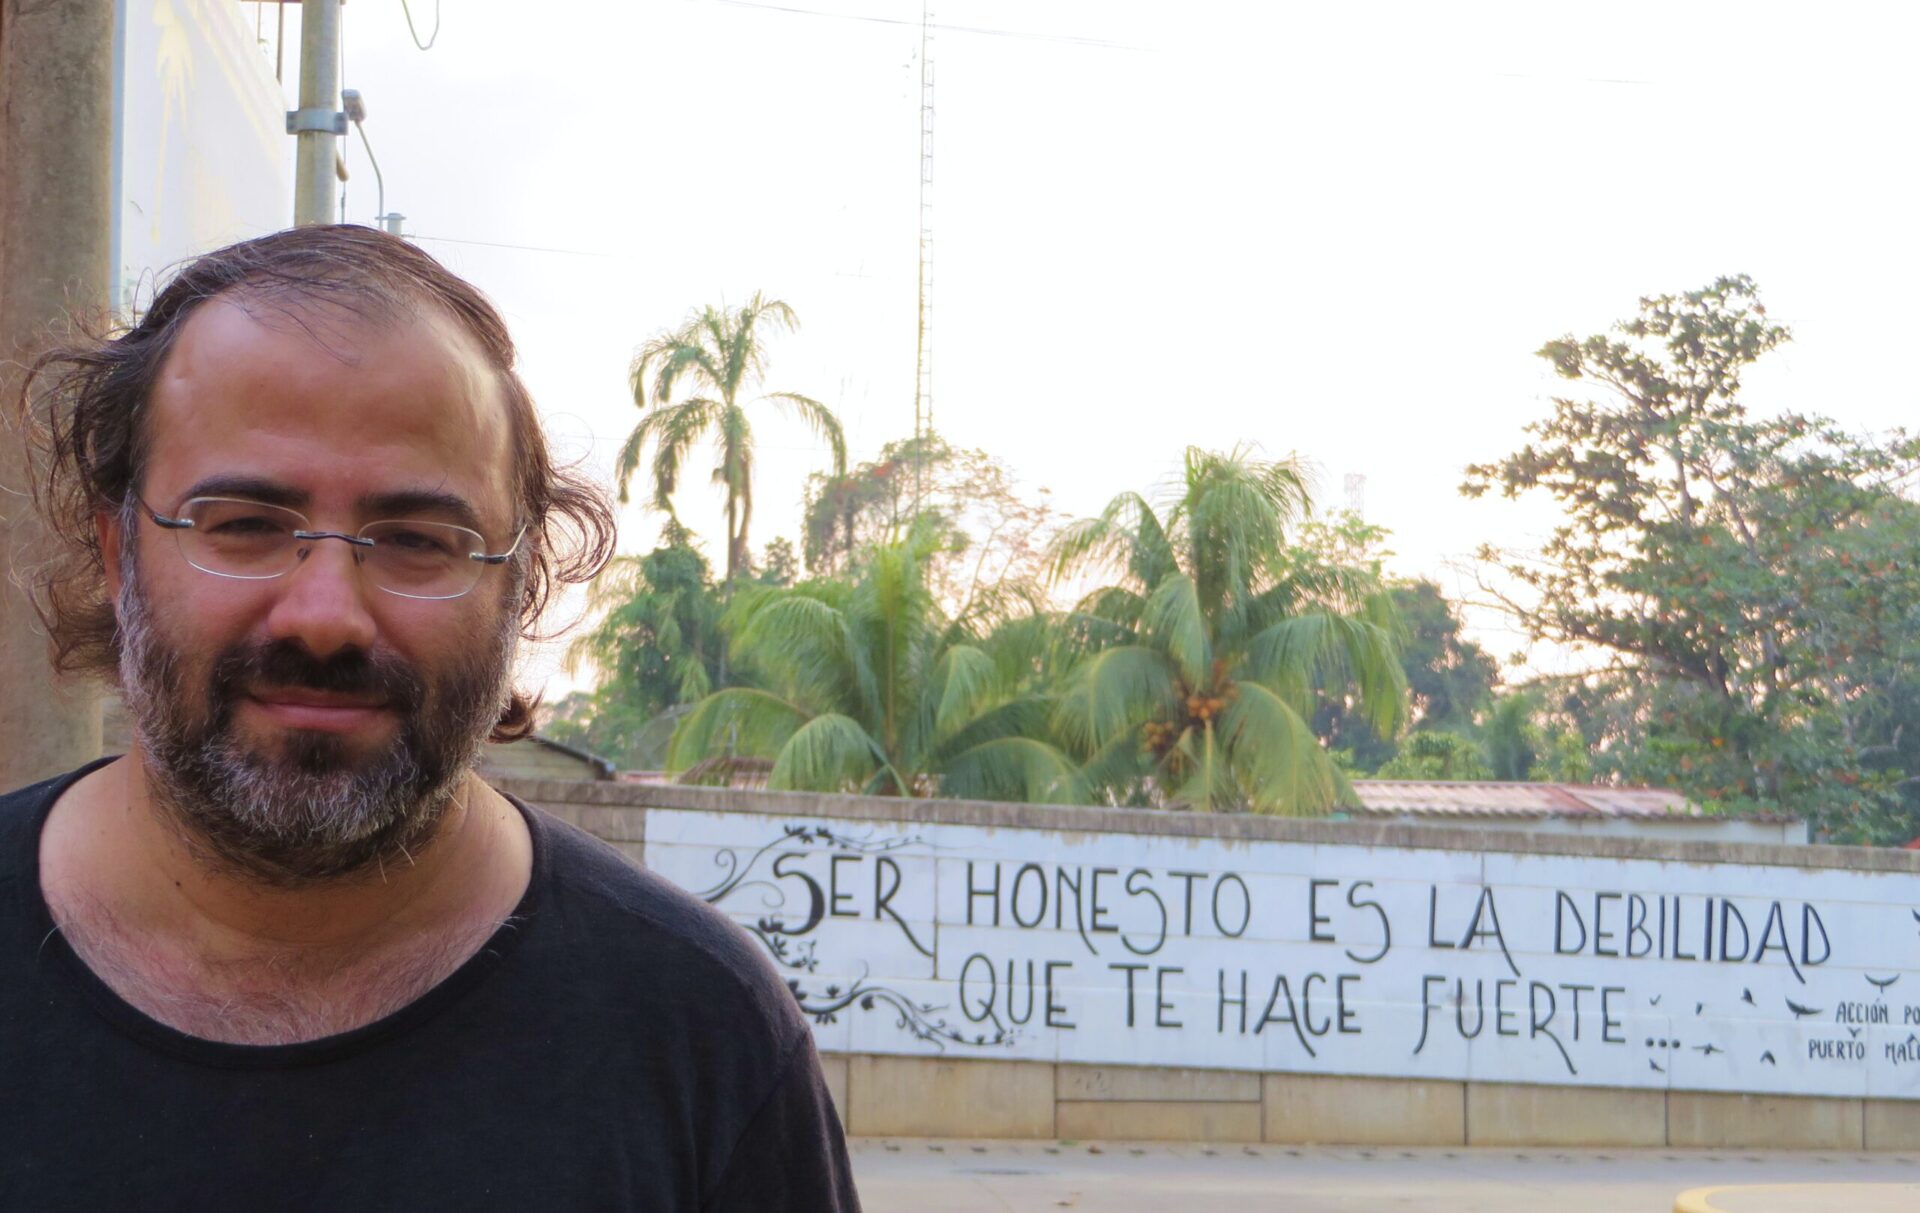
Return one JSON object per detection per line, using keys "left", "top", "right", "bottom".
{"left": 615, "top": 770, "right": 1797, "bottom": 823}
{"left": 1347, "top": 780, "right": 1797, "bottom": 822}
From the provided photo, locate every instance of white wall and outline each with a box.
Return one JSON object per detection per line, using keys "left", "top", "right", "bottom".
{"left": 646, "top": 807, "right": 1920, "bottom": 1102}
{"left": 115, "top": 0, "right": 292, "bottom": 312}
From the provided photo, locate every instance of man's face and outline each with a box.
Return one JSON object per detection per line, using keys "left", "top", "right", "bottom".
{"left": 107, "top": 295, "right": 523, "bottom": 883}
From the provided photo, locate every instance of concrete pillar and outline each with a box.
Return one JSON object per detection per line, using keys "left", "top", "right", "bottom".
{"left": 0, "top": 0, "right": 112, "bottom": 787}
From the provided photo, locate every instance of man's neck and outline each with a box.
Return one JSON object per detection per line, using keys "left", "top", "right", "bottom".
{"left": 38, "top": 755, "right": 533, "bottom": 1044}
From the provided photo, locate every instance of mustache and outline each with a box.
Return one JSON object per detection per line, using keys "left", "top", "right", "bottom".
{"left": 208, "top": 640, "right": 427, "bottom": 714}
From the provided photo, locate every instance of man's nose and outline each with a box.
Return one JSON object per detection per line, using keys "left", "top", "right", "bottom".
{"left": 262, "top": 536, "right": 380, "bottom": 659}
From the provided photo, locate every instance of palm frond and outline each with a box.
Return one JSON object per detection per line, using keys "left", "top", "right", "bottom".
{"left": 666, "top": 688, "right": 808, "bottom": 772}
{"left": 927, "top": 644, "right": 999, "bottom": 742}
{"left": 929, "top": 696, "right": 1056, "bottom": 762}
{"left": 939, "top": 737, "right": 1087, "bottom": 805}
{"left": 1166, "top": 720, "right": 1227, "bottom": 811}
{"left": 1217, "top": 680, "right": 1352, "bottom": 815}
{"left": 769, "top": 713, "right": 892, "bottom": 793}
{"left": 763, "top": 390, "right": 848, "bottom": 476}
{"left": 1143, "top": 572, "right": 1212, "bottom": 688}
{"left": 733, "top": 592, "right": 856, "bottom": 713}
{"left": 1043, "top": 491, "right": 1168, "bottom": 588}
{"left": 1052, "top": 644, "right": 1179, "bottom": 753}
{"left": 1242, "top": 612, "right": 1406, "bottom": 734}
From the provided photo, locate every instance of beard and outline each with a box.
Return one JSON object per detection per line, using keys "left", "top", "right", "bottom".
{"left": 115, "top": 558, "right": 519, "bottom": 887}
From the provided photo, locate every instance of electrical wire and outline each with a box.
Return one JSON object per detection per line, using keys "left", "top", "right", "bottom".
{"left": 690, "top": 0, "right": 1142, "bottom": 50}
{"left": 401, "top": 0, "right": 441, "bottom": 51}
{"left": 353, "top": 121, "right": 386, "bottom": 222}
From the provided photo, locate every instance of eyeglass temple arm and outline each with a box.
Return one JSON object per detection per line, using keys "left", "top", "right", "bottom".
{"left": 148, "top": 511, "right": 193, "bottom": 530}
{"left": 469, "top": 526, "right": 529, "bottom": 565}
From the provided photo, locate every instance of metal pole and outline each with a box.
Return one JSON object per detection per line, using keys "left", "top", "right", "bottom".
{"left": 0, "top": 0, "right": 111, "bottom": 784}
{"left": 292, "top": 0, "right": 342, "bottom": 226}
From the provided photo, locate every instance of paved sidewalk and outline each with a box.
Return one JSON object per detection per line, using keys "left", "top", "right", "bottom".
{"left": 850, "top": 1139, "right": 1920, "bottom": 1212}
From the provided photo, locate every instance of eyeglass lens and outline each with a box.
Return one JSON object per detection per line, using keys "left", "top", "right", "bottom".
{"left": 172, "top": 497, "right": 489, "bottom": 599}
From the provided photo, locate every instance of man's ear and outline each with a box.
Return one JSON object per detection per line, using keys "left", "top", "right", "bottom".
{"left": 97, "top": 509, "right": 125, "bottom": 606}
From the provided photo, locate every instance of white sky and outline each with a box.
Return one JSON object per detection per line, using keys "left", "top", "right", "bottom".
{"left": 287, "top": 0, "right": 1920, "bottom": 697}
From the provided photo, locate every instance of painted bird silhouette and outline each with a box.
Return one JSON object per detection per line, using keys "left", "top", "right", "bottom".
{"left": 1785, "top": 999, "right": 1822, "bottom": 1020}
{"left": 1868, "top": 974, "right": 1900, "bottom": 991}
{"left": 1693, "top": 1043, "right": 1723, "bottom": 1056}
{"left": 1649, "top": 1059, "right": 1665, "bottom": 1074}
{"left": 1761, "top": 1051, "right": 1777, "bottom": 1065}
{"left": 1741, "top": 989, "right": 1756, "bottom": 1006}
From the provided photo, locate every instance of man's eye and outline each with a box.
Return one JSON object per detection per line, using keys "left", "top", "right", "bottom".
{"left": 208, "top": 515, "right": 289, "bottom": 536}
{"left": 380, "top": 529, "right": 456, "bottom": 555}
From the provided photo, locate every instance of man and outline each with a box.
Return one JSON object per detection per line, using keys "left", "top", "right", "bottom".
{"left": 0, "top": 226, "right": 860, "bottom": 1210}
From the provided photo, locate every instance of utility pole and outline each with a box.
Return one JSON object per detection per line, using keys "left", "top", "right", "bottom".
{"left": 0, "top": 0, "right": 112, "bottom": 783}
{"left": 291, "top": 0, "right": 344, "bottom": 226}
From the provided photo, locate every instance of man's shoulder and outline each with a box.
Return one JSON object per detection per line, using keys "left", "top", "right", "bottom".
{"left": 513, "top": 795, "right": 805, "bottom": 1041}
{"left": 0, "top": 764, "right": 100, "bottom": 882}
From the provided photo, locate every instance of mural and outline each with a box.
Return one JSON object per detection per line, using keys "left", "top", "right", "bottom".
{"left": 646, "top": 809, "right": 1920, "bottom": 1099}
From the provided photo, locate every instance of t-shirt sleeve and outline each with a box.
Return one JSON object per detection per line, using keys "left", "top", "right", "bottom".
{"left": 701, "top": 1031, "right": 861, "bottom": 1213}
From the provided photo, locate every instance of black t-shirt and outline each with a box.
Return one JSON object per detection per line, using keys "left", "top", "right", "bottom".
{"left": 0, "top": 761, "right": 861, "bottom": 1212}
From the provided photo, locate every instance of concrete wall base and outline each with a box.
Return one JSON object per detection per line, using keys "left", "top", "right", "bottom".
{"left": 819, "top": 1054, "right": 1906, "bottom": 1149}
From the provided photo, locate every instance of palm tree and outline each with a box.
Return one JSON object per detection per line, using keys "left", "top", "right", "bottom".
{"left": 618, "top": 293, "right": 847, "bottom": 583}
{"left": 1048, "top": 446, "right": 1406, "bottom": 814}
{"left": 667, "top": 524, "right": 1082, "bottom": 802}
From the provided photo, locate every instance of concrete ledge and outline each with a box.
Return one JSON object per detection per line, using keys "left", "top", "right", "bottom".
{"left": 1667, "top": 1092, "right": 1863, "bottom": 1150}
{"left": 846, "top": 1055, "right": 1055, "bottom": 1138}
{"left": 1058, "top": 1099, "right": 1261, "bottom": 1142}
{"left": 1263, "top": 1074, "right": 1465, "bottom": 1146}
{"left": 495, "top": 775, "right": 1913, "bottom": 874}
{"left": 1467, "top": 1082, "right": 1664, "bottom": 1147}
{"left": 1058, "top": 1064, "right": 1260, "bottom": 1103}
{"left": 575, "top": 805, "right": 646, "bottom": 843}
{"left": 1865, "top": 1100, "right": 1920, "bottom": 1151}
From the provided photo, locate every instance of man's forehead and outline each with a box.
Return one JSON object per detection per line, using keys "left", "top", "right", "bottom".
{"left": 144, "top": 294, "right": 515, "bottom": 510}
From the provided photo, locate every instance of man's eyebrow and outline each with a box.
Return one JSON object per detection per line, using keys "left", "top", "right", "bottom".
{"left": 176, "top": 476, "right": 308, "bottom": 509}
{"left": 170, "top": 479, "right": 489, "bottom": 534}
{"left": 357, "top": 489, "right": 487, "bottom": 534}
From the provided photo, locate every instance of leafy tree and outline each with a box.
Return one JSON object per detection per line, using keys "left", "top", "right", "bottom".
{"left": 617, "top": 293, "right": 847, "bottom": 583}
{"left": 803, "top": 432, "right": 1055, "bottom": 612}
{"left": 1464, "top": 275, "right": 1920, "bottom": 839}
{"left": 666, "top": 524, "right": 1082, "bottom": 802}
{"left": 1317, "top": 577, "right": 1499, "bottom": 772}
{"left": 758, "top": 537, "right": 799, "bottom": 587}
{"left": 546, "top": 544, "right": 731, "bottom": 769}
{"left": 1376, "top": 730, "right": 1489, "bottom": 781}
{"left": 1048, "top": 446, "right": 1406, "bottom": 814}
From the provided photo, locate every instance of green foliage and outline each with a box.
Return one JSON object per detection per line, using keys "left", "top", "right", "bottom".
{"left": 1464, "top": 275, "right": 1920, "bottom": 841}
{"left": 1316, "top": 575, "right": 1499, "bottom": 773}
{"left": 1049, "top": 446, "right": 1406, "bottom": 814}
{"left": 1376, "top": 731, "right": 1490, "bottom": 781}
{"left": 758, "top": 536, "right": 798, "bottom": 587}
{"left": 802, "top": 432, "right": 1056, "bottom": 612}
{"left": 667, "top": 525, "right": 1082, "bottom": 802}
{"left": 545, "top": 544, "right": 731, "bottom": 771}
{"left": 618, "top": 293, "right": 847, "bottom": 583}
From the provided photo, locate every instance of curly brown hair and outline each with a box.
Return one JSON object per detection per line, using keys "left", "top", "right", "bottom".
{"left": 16, "top": 224, "right": 616, "bottom": 742}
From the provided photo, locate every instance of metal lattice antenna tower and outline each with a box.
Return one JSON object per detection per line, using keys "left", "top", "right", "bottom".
{"left": 1344, "top": 473, "right": 1367, "bottom": 518}
{"left": 911, "top": 0, "right": 936, "bottom": 507}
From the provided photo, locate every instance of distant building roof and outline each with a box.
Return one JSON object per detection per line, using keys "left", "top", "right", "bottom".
{"left": 1346, "top": 780, "right": 1795, "bottom": 823}
{"left": 480, "top": 734, "right": 616, "bottom": 781}
{"left": 620, "top": 768, "right": 1787, "bottom": 823}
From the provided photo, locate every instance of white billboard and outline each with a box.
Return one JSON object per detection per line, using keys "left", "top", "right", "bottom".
{"left": 647, "top": 809, "right": 1920, "bottom": 1100}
